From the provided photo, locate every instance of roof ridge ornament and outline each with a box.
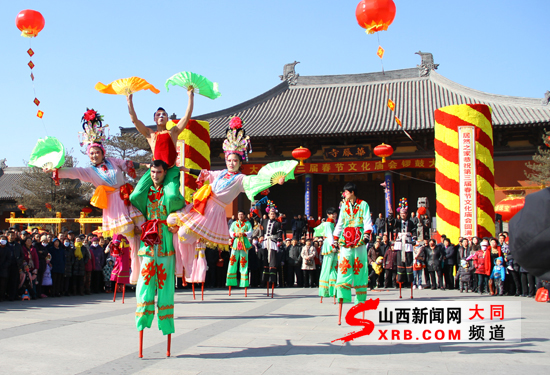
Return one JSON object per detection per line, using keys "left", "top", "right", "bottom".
{"left": 0, "top": 158, "right": 7, "bottom": 170}
{"left": 280, "top": 61, "right": 300, "bottom": 85}
{"left": 543, "top": 91, "right": 550, "bottom": 106}
{"left": 415, "top": 51, "right": 439, "bottom": 77}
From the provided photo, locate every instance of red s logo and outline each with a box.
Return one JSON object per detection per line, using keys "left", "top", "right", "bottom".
{"left": 332, "top": 298, "right": 380, "bottom": 343}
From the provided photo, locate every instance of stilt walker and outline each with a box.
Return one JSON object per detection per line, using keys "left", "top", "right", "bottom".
{"left": 167, "top": 117, "right": 298, "bottom": 297}
{"left": 315, "top": 207, "right": 338, "bottom": 301}
{"left": 129, "top": 160, "right": 185, "bottom": 358}
{"left": 227, "top": 211, "right": 252, "bottom": 295}
{"left": 261, "top": 208, "right": 283, "bottom": 298}
{"left": 110, "top": 234, "right": 131, "bottom": 303}
{"left": 333, "top": 183, "right": 372, "bottom": 325}
{"left": 394, "top": 198, "right": 415, "bottom": 299}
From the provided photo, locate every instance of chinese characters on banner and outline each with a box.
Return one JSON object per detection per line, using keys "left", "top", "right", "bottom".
{"left": 323, "top": 145, "right": 370, "bottom": 160}
{"left": 305, "top": 175, "right": 312, "bottom": 217}
{"left": 458, "top": 127, "right": 477, "bottom": 237}
{"left": 317, "top": 185, "right": 323, "bottom": 219}
{"left": 242, "top": 158, "right": 435, "bottom": 175}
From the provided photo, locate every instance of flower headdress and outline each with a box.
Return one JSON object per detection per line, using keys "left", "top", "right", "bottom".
{"left": 78, "top": 108, "right": 110, "bottom": 152}
{"left": 222, "top": 116, "right": 252, "bottom": 161}
{"left": 397, "top": 197, "right": 408, "bottom": 213}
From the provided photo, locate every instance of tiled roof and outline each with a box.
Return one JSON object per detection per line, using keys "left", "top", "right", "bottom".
{"left": 121, "top": 67, "right": 550, "bottom": 141}
{"left": 0, "top": 167, "right": 32, "bottom": 200}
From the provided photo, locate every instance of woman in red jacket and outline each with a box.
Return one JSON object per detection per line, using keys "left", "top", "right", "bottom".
{"left": 473, "top": 240, "right": 491, "bottom": 294}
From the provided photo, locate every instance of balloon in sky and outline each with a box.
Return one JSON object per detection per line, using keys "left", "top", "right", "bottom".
{"left": 355, "top": 0, "right": 396, "bottom": 34}
{"left": 15, "top": 9, "right": 45, "bottom": 38}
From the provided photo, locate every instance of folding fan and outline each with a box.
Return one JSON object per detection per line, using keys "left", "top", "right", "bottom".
{"left": 242, "top": 160, "right": 299, "bottom": 201}
{"left": 165, "top": 71, "right": 221, "bottom": 100}
{"left": 95, "top": 77, "right": 160, "bottom": 96}
{"left": 28, "top": 136, "right": 66, "bottom": 170}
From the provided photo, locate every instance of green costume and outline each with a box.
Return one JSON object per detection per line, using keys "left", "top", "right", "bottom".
{"left": 333, "top": 199, "right": 373, "bottom": 304}
{"left": 314, "top": 220, "right": 338, "bottom": 297}
{"left": 226, "top": 220, "right": 252, "bottom": 288}
{"left": 129, "top": 167, "right": 184, "bottom": 335}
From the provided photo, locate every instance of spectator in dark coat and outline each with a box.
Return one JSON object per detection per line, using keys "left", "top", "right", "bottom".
{"left": 0, "top": 235, "right": 12, "bottom": 302}
{"left": 248, "top": 237, "right": 261, "bottom": 288}
{"left": 35, "top": 235, "right": 50, "bottom": 298}
{"left": 63, "top": 238, "right": 75, "bottom": 296}
{"left": 442, "top": 238, "right": 456, "bottom": 290}
{"left": 89, "top": 237, "right": 104, "bottom": 293}
{"left": 7, "top": 231, "right": 23, "bottom": 300}
{"left": 383, "top": 242, "right": 397, "bottom": 288}
{"left": 374, "top": 213, "right": 385, "bottom": 236}
{"left": 424, "top": 239, "right": 444, "bottom": 289}
{"left": 84, "top": 242, "right": 95, "bottom": 294}
{"left": 205, "top": 247, "right": 219, "bottom": 288}
{"left": 72, "top": 238, "right": 89, "bottom": 296}
{"left": 276, "top": 242, "right": 287, "bottom": 287}
{"left": 49, "top": 239, "right": 65, "bottom": 297}
{"left": 286, "top": 238, "right": 303, "bottom": 287}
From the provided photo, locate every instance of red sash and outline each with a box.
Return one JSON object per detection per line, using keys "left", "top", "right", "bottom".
{"left": 343, "top": 227, "right": 361, "bottom": 248}
{"left": 140, "top": 219, "right": 167, "bottom": 248}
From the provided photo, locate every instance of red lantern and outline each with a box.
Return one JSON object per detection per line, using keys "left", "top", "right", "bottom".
{"left": 82, "top": 207, "right": 93, "bottom": 216}
{"left": 373, "top": 143, "right": 394, "bottom": 163}
{"left": 292, "top": 146, "right": 311, "bottom": 166}
{"left": 261, "top": 189, "right": 270, "bottom": 196}
{"left": 45, "top": 203, "right": 52, "bottom": 212}
{"left": 15, "top": 10, "right": 45, "bottom": 38}
{"left": 18, "top": 204, "right": 27, "bottom": 214}
{"left": 495, "top": 195, "right": 525, "bottom": 222}
{"left": 356, "top": 0, "right": 396, "bottom": 34}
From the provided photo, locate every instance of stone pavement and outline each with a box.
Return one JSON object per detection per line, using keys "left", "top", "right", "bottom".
{"left": 0, "top": 286, "right": 548, "bottom": 375}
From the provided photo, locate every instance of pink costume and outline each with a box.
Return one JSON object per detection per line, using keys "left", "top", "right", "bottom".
{"left": 58, "top": 157, "right": 144, "bottom": 284}
{"left": 110, "top": 234, "right": 131, "bottom": 284}
{"left": 167, "top": 169, "right": 245, "bottom": 282}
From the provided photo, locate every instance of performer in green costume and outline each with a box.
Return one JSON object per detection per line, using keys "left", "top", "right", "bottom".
{"left": 129, "top": 160, "right": 185, "bottom": 358}
{"left": 226, "top": 211, "right": 252, "bottom": 295}
{"left": 333, "top": 183, "right": 373, "bottom": 324}
{"left": 315, "top": 207, "right": 338, "bottom": 300}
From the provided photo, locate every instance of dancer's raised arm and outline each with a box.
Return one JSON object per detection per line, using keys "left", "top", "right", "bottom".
{"left": 127, "top": 94, "right": 152, "bottom": 140}
{"left": 171, "top": 88, "right": 194, "bottom": 138}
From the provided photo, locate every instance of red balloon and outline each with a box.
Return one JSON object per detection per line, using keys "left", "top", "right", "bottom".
{"left": 495, "top": 195, "right": 525, "bottom": 222}
{"left": 356, "top": 0, "right": 396, "bottom": 34}
{"left": 16, "top": 9, "right": 45, "bottom": 38}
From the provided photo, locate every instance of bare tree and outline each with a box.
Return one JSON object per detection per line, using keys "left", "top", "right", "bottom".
{"left": 525, "top": 130, "right": 550, "bottom": 186}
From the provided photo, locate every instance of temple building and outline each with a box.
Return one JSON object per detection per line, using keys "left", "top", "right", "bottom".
{"left": 121, "top": 52, "right": 550, "bottom": 230}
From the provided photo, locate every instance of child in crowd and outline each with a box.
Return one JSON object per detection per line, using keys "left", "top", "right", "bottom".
{"left": 103, "top": 258, "right": 114, "bottom": 293}
{"left": 369, "top": 256, "right": 384, "bottom": 289}
{"left": 457, "top": 260, "right": 473, "bottom": 293}
{"left": 41, "top": 255, "right": 53, "bottom": 297}
{"left": 490, "top": 257, "right": 506, "bottom": 296}
{"left": 412, "top": 241, "right": 425, "bottom": 290}
{"left": 18, "top": 263, "right": 37, "bottom": 300}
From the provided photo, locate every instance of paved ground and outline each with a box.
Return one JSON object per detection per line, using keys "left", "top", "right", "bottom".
{"left": 0, "top": 286, "right": 548, "bottom": 375}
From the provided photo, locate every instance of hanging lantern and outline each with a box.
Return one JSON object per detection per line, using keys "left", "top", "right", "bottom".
{"left": 15, "top": 10, "right": 45, "bottom": 38}
{"left": 355, "top": 0, "right": 396, "bottom": 34}
{"left": 45, "top": 202, "right": 52, "bottom": 212}
{"left": 495, "top": 195, "right": 525, "bottom": 222}
{"left": 292, "top": 146, "right": 311, "bottom": 166}
{"left": 82, "top": 207, "right": 93, "bottom": 217}
{"left": 373, "top": 143, "right": 394, "bottom": 163}
{"left": 18, "top": 204, "right": 27, "bottom": 214}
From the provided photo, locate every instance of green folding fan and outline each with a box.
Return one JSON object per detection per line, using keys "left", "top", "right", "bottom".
{"left": 242, "top": 160, "right": 299, "bottom": 201}
{"left": 165, "top": 71, "right": 221, "bottom": 100}
{"left": 28, "top": 136, "right": 66, "bottom": 170}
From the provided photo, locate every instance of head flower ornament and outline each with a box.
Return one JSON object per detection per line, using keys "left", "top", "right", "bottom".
{"left": 398, "top": 197, "right": 408, "bottom": 213}
{"left": 223, "top": 116, "right": 252, "bottom": 161}
{"left": 79, "top": 108, "right": 110, "bottom": 151}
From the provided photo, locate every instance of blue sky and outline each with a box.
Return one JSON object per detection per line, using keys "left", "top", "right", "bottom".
{"left": 1, "top": 0, "right": 548, "bottom": 167}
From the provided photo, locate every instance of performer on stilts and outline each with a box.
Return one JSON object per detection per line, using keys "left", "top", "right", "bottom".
{"left": 227, "top": 210, "right": 252, "bottom": 296}
{"left": 110, "top": 234, "right": 131, "bottom": 303}
{"left": 394, "top": 198, "right": 416, "bottom": 299}
{"left": 44, "top": 109, "right": 145, "bottom": 284}
{"left": 167, "top": 117, "right": 298, "bottom": 297}
{"left": 315, "top": 207, "right": 338, "bottom": 302}
{"left": 129, "top": 160, "right": 185, "bottom": 358}
{"left": 333, "top": 183, "right": 372, "bottom": 325}
{"left": 260, "top": 208, "right": 283, "bottom": 298}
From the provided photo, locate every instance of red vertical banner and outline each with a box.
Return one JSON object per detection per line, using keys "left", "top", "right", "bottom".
{"left": 317, "top": 185, "right": 323, "bottom": 218}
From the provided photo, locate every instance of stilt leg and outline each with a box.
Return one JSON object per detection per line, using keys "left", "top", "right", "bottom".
{"left": 410, "top": 284, "right": 413, "bottom": 299}
{"left": 267, "top": 282, "right": 270, "bottom": 297}
{"left": 320, "top": 297, "right": 323, "bottom": 303}
{"left": 192, "top": 283, "right": 195, "bottom": 300}
{"left": 201, "top": 283, "right": 204, "bottom": 301}
{"left": 122, "top": 285, "right": 126, "bottom": 304}
{"left": 113, "top": 282, "right": 117, "bottom": 302}
{"left": 399, "top": 282, "right": 402, "bottom": 299}
{"left": 182, "top": 268, "right": 187, "bottom": 287}
{"left": 338, "top": 299, "right": 343, "bottom": 326}
{"left": 138, "top": 330, "right": 143, "bottom": 358}
{"left": 228, "top": 286, "right": 232, "bottom": 296}
{"left": 245, "top": 287, "right": 247, "bottom": 297}
{"left": 334, "top": 295, "right": 336, "bottom": 305}
{"left": 167, "top": 334, "right": 171, "bottom": 357}
{"left": 271, "top": 282, "right": 274, "bottom": 298}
